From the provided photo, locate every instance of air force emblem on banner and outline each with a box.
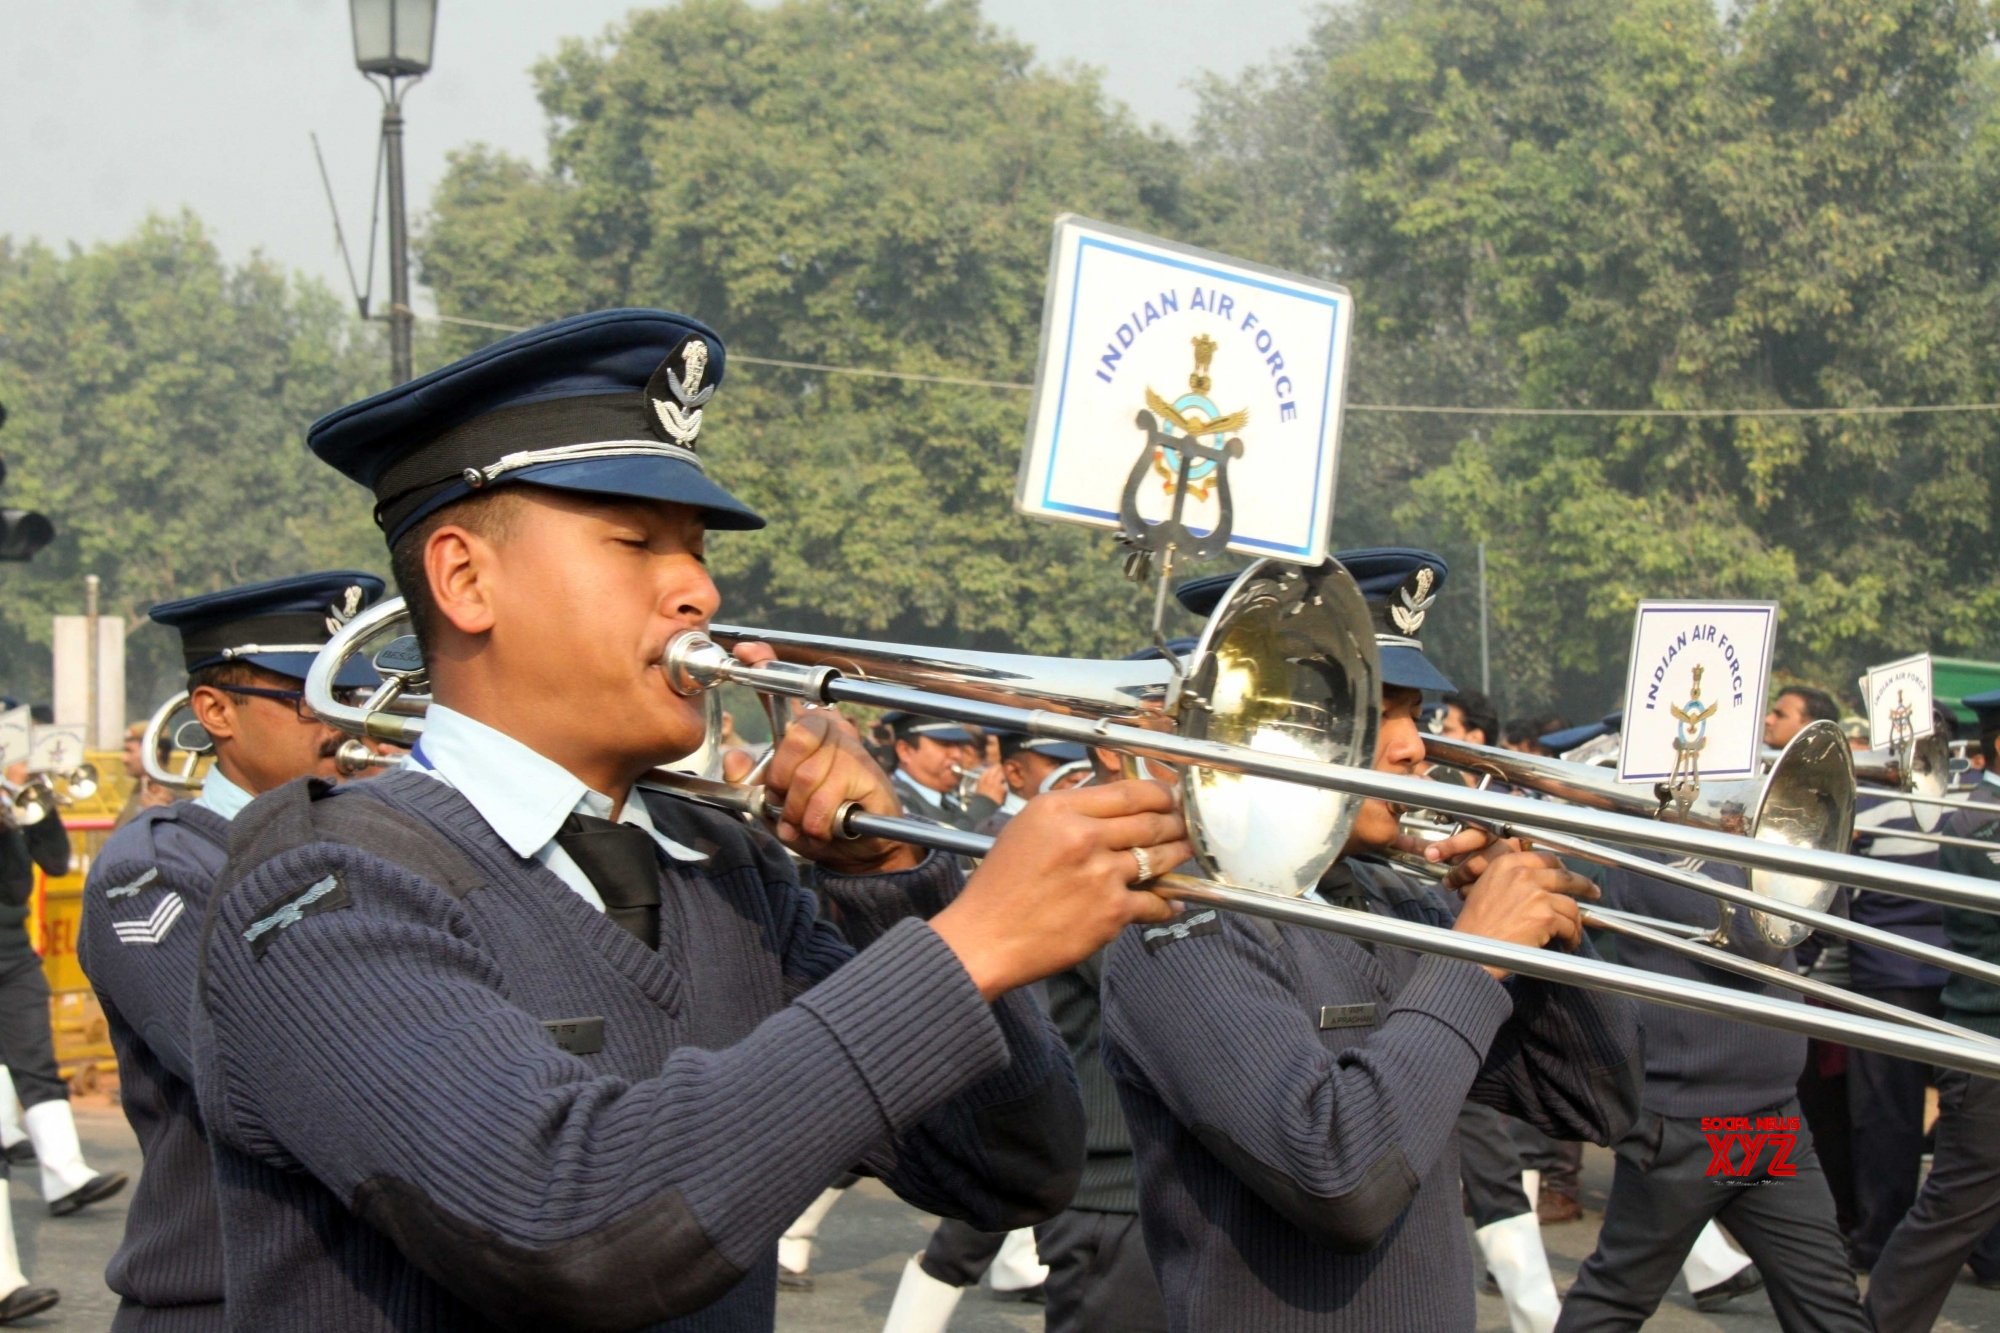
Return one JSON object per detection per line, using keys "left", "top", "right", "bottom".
{"left": 113, "top": 892, "right": 185, "bottom": 946}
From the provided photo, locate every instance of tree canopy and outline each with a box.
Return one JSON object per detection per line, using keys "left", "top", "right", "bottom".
{"left": 0, "top": 215, "right": 385, "bottom": 712}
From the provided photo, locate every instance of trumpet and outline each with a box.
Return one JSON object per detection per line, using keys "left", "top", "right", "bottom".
{"left": 0, "top": 764, "right": 94, "bottom": 826}
{"left": 302, "top": 562, "right": 2000, "bottom": 1079}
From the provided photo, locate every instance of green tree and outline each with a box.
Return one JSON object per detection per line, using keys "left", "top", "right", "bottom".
{"left": 0, "top": 214, "right": 388, "bottom": 715}
{"left": 1203, "top": 0, "right": 2000, "bottom": 716}
{"left": 419, "top": 0, "right": 1202, "bottom": 657}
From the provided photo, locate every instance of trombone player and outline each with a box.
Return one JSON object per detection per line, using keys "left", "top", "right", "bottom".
{"left": 188, "top": 309, "right": 1188, "bottom": 1331}
{"left": 1101, "top": 549, "right": 1642, "bottom": 1331}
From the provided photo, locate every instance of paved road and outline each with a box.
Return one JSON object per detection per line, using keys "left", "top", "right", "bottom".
{"left": 16, "top": 1099, "right": 2000, "bottom": 1330}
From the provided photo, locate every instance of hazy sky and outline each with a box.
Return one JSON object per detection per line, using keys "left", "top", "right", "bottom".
{"left": 3, "top": 0, "right": 1322, "bottom": 304}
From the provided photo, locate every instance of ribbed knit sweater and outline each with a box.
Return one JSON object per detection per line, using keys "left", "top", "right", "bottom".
{"left": 1101, "top": 857, "right": 1641, "bottom": 1332}
{"left": 1849, "top": 792, "right": 1950, "bottom": 990}
{"left": 1939, "top": 781, "right": 2000, "bottom": 1038}
{"left": 191, "top": 770, "right": 1082, "bottom": 1332}
{"left": 1043, "top": 950, "right": 1138, "bottom": 1214}
{"left": 1593, "top": 854, "right": 1805, "bottom": 1117}
{"left": 77, "top": 803, "right": 233, "bottom": 1331}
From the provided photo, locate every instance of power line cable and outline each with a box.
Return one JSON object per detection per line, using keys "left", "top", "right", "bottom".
{"left": 421, "top": 313, "right": 2000, "bottom": 419}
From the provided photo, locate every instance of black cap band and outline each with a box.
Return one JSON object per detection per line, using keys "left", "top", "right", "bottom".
{"left": 179, "top": 612, "right": 330, "bottom": 671}
{"left": 372, "top": 392, "right": 657, "bottom": 536}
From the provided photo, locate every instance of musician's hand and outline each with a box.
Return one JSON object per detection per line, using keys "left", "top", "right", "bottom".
{"left": 1452, "top": 849, "right": 1600, "bottom": 980}
{"left": 933, "top": 780, "right": 1189, "bottom": 999}
{"left": 760, "top": 707, "right": 922, "bottom": 875}
{"left": 974, "top": 763, "right": 1008, "bottom": 806}
{"left": 2, "top": 763, "right": 24, "bottom": 788}
{"left": 1391, "top": 825, "right": 1527, "bottom": 891}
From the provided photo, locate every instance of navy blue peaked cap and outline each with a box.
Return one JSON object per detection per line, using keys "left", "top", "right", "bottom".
{"left": 881, "top": 710, "right": 978, "bottom": 746}
{"left": 149, "top": 571, "right": 386, "bottom": 687}
{"left": 1175, "top": 548, "right": 1455, "bottom": 694}
{"left": 307, "top": 309, "right": 766, "bottom": 545}
{"left": 1540, "top": 719, "right": 1609, "bottom": 753}
{"left": 991, "top": 728, "right": 1090, "bottom": 763}
{"left": 1963, "top": 689, "right": 2000, "bottom": 733}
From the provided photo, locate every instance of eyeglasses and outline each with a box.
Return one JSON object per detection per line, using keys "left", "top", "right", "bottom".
{"left": 224, "top": 685, "right": 370, "bottom": 722}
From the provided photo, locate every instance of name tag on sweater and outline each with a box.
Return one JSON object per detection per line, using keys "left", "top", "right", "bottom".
{"left": 1318, "top": 1003, "right": 1377, "bottom": 1030}
{"left": 541, "top": 1017, "right": 605, "bottom": 1056}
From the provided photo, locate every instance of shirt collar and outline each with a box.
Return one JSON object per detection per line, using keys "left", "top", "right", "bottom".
{"left": 415, "top": 705, "right": 705, "bottom": 864}
{"left": 1981, "top": 770, "right": 2000, "bottom": 793}
{"left": 895, "top": 770, "right": 946, "bottom": 810}
{"left": 192, "top": 765, "right": 255, "bottom": 821}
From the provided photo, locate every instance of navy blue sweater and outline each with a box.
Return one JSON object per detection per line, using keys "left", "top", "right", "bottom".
{"left": 77, "top": 803, "right": 232, "bottom": 1331}
{"left": 1101, "top": 857, "right": 1641, "bottom": 1331}
{"left": 1849, "top": 793, "right": 1950, "bottom": 990}
{"left": 1592, "top": 854, "right": 1804, "bottom": 1117}
{"left": 191, "top": 771, "right": 1082, "bottom": 1332}
{"left": 1939, "top": 780, "right": 2000, "bottom": 1038}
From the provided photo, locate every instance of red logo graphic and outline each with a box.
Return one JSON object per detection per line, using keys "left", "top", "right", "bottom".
{"left": 1701, "top": 1115, "right": 1800, "bottom": 1179}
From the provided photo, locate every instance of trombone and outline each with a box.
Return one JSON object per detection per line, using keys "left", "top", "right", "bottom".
{"left": 302, "top": 565, "right": 2000, "bottom": 1079}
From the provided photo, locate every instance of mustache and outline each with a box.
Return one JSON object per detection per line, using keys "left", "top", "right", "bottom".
{"left": 318, "top": 735, "right": 349, "bottom": 761}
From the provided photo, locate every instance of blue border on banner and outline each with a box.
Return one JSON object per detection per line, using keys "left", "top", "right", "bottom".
{"left": 1620, "top": 602, "right": 1778, "bottom": 782}
{"left": 1038, "top": 235, "right": 1345, "bottom": 559}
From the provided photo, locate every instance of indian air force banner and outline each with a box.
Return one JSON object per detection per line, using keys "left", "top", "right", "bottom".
{"left": 1617, "top": 601, "right": 1778, "bottom": 786}
{"left": 1862, "top": 652, "right": 1933, "bottom": 751}
{"left": 1016, "top": 216, "right": 1353, "bottom": 565}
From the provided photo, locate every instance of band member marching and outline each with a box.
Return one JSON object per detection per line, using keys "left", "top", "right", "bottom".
{"left": 76, "top": 572, "right": 387, "bottom": 1330}
{"left": 1101, "top": 548, "right": 1643, "bottom": 1332}
{"left": 188, "top": 309, "right": 1191, "bottom": 1331}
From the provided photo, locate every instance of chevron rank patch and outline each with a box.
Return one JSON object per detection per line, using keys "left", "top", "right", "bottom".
{"left": 113, "top": 892, "right": 185, "bottom": 946}
{"left": 105, "top": 868, "right": 159, "bottom": 900}
{"left": 243, "top": 874, "right": 351, "bottom": 960}
{"left": 1142, "top": 908, "right": 1222, "bottom": 954}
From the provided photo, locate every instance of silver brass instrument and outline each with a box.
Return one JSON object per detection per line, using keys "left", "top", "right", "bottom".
{"left": 302, "top": 563, "right": 2000, "bottom": 1079}
{"left": 1420, "top": 732, "right": 1853, "bottom": 950}
{"left": 140, "top": 689, "right": 401, "bottom": 792}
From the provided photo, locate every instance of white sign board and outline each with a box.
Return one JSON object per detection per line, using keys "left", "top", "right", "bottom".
{"left": 1017, "top": 216, "right": 1353, "bottom": 565}
{"left": 0, "top": 708, "right": 29, "bottom": 767}
{"left": 1863, "top": 652, "right": 1933, "bottom": 752}
{"left": 1617, "top": 601, "right": 1778, "bottom": 785}
{"left": 28, "top": 724, "right": 85, "bottom": 774}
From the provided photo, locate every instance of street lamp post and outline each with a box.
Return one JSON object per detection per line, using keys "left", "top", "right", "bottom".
{"left": 349, "top": 0, "right": 438, "bottom": 385}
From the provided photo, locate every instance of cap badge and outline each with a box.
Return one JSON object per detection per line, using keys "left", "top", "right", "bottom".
{"left": 1390, "top": 567, "right": 1436, "bottom": 635}
{"left": 325, "top": 584, "right": 365, "bottom": 637}
{"left": 646, "top": 337, "right": 716, "bottom": 448}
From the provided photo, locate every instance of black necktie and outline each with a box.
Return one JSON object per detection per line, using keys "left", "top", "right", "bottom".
{"left": 554, "top": 813, "right": 660, "bottom": 949}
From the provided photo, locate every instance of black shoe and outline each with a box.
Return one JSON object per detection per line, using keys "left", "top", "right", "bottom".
{"left": 1693, "top": 1266, "right": 1764, "bottom": 1312}
{"left": 1972, "top": 1268, "right": 2000, "bottom": 1291}
{"left": 0, "top": 1285, "right": 58, "bottom": 1324}
{"left": 48, "top": 1172, "right": 127, "bottom": 1217}
{"left": 1, "top": 1143, "right": 33, "bottom": 1168}
{"left": 776, "top": 1268, "right": 814, "bottom": 1293}
{"left": 991, "top": 1283, "right": 1047, "bottom": 1304}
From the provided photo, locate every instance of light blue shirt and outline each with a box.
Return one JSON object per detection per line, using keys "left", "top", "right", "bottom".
{"left": 413, "top": 704, "right": 706, "bottom": 913}
{"left": 894, "top": 770, "right": 948, "bottom": 813}
{"left": 193, "top": 765, "right": 255, "bottom": 821}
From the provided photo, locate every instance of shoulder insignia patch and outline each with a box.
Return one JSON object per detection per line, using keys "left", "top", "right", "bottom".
{"left": 105, "top": 867, "right": 160, "bottom": 900}
{"left": 1142, "top": 908, "right": 1222, "bottom": 954}
{"left": 112, "top": 892, "right": 185, "bottom": 946}
{"left": 243, "top": 874, "right": 350, "bottom": 960}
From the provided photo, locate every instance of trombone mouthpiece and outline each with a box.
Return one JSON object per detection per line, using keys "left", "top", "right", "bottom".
{"left": 663, "top": 631, "right": 737, "bottom": 697}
